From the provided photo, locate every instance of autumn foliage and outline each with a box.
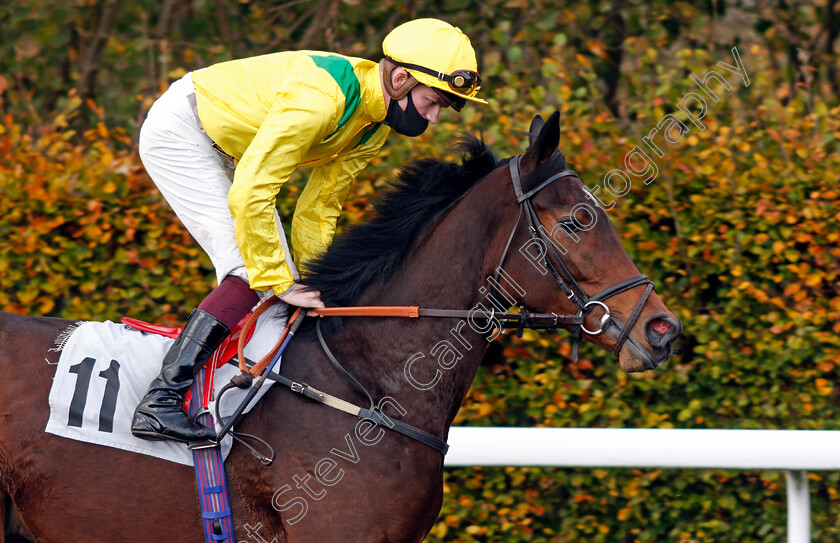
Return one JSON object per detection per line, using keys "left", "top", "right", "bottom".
{"left": 2, "top": 1, "right": 840, "bottom": 541}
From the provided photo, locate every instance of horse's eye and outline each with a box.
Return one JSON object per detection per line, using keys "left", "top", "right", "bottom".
{"left": 561, "top": 220, "right": 582, "bottom": 233}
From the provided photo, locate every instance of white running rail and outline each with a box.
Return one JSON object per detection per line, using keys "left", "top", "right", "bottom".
{"left": 444, "top": 428, "right": 840, "bottom": 543}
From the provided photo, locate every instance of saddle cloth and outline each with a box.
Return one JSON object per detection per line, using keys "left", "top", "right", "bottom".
{"left": 45, "top": 303, "right": 288, "bottom": 466}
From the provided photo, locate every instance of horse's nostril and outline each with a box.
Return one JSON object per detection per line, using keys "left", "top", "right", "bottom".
{"left": 650, "top": 319, "right": 670, "bottom": 335}
{"left": 645, "top": 315, "right": 680, "bottom": 349}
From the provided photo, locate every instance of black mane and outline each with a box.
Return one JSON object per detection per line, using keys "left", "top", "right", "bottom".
{"left": 302, "top": 135, "right": 499, "bottom": 307}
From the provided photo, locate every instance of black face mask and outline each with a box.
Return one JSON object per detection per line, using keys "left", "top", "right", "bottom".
{"left": 383, "top": 90, "right": 429, "bottom": 137}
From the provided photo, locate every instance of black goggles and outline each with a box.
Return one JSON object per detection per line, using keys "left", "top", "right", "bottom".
{"left": 432, "top": 87, "right": 467, "bottom": 112}
{"left": 386, "top": 57, "right": 482, "bottom": 96}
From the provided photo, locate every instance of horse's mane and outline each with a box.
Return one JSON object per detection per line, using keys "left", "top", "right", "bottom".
{"left": 302, "top": 134, "right": 499, "bottom": 307}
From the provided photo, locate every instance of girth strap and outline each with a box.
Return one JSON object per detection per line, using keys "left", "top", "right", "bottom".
{"left": 189, "top": 366, "right": 236, "bottom": 543}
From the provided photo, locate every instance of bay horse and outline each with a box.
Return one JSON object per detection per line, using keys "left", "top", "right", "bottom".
{"left": 0, "top": 113, "right": 680, "bottom": 543}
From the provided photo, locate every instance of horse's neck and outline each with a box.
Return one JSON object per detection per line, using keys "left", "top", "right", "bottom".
{"left": 332, "top": 172, "right": 513, "bottom": 438}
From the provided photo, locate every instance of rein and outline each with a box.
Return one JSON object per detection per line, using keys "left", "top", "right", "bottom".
{"left": 220, "top": 153, "right": 657, "bottom": 458}
{"left": 313, "top": 305, "right": 583, "bottom": 331}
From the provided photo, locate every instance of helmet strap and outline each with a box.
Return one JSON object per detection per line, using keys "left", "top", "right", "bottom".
{"left": 380, "top": 58, "right": 419, "bottom": 101}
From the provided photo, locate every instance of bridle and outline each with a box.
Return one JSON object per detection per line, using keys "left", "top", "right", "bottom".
{"left": 303, "top": 153, "right": 657, "bottom": 361}
{"left": 217, "top": 153, "right": 659, "bottom": 459}
{"left": 495, "top": 154, "right": 655, "bottom": 362}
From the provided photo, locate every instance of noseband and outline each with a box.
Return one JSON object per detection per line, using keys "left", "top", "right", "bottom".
{"left": 495, "top": 155, "right": 655, "bottom": 362}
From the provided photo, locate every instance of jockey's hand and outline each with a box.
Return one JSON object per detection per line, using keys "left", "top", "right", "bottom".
{"left": 279, "top": 283, "right": 325, "bottom": 317}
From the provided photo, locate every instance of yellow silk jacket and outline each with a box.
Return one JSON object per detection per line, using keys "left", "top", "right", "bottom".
{"left": 192, "top": 51, "right": 390, "bottom": 295}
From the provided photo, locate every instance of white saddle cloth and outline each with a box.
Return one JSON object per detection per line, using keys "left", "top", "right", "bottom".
{"left": 45, "top": 303, "right": 288, "bottom": 466}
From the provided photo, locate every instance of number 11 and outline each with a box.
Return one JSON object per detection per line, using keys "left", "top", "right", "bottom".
{"left": 68, "top": 357, "right": 121, "bottom": 433}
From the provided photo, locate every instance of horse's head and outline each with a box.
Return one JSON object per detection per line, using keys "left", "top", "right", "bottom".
{"left": 489, "top": 112, "right": 681, "bottom": 372}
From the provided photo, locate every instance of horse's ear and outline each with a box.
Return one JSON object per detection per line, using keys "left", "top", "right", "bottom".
{"left": 521, "top": 111, "right": 561, "bottom": 172}
{"left": 528, "top": 115, "right": 545, "bottom": 147}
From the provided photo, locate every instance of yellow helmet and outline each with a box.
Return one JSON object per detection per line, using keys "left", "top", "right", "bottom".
{"left": 383, "top": 18, "right": 488, "bottom": 106}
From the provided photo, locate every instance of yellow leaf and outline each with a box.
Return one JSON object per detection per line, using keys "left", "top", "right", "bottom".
{"left": 16, "top": 289, "right": 39, "bottom": 304}
{"left": 816, "top": 379, "right": 832, "bottom": 395}
{"left": 783, "top": 283, "right": 801, "bottom": 296}
{"left": 804, "top": 273, "right": 823, "bottom": 286}
{"left": 168, "top": 67, "right": 188, "bottom": 79}
{"left": 39, "top": 298, "right": 55, "bottom": 314}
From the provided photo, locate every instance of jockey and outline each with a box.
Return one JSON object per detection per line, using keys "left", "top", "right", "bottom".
{"left": 131, "top": 19, "right": 487, "bottom": 444}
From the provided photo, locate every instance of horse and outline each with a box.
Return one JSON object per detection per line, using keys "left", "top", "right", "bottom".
{"left": 0, "top": 112, "right": 681, "bottom": 543}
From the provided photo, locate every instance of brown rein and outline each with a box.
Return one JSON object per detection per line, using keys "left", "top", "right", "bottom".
{"left": 236, "top": 297, "right": 298, "bottom": 378}
{"left": 235, "top": 300, "right": 584, "bottom": 380}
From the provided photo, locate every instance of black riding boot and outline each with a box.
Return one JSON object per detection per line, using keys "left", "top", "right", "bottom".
{"left": 131, "top": 309, "right": 230, "bottom": 444}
